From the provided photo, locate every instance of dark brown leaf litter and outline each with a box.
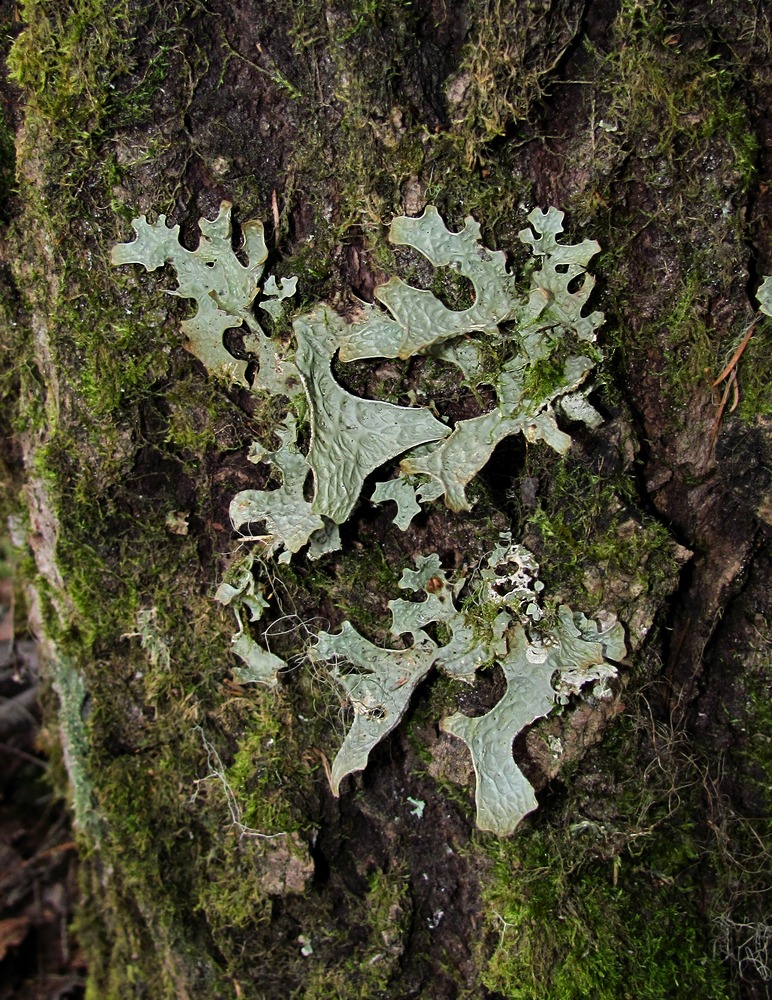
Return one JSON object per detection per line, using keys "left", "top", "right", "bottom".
{"left": 0, "top": 602, "right": 84, "bottom": 1000}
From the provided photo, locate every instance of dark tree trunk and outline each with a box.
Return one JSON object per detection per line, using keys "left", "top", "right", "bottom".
{"left": 0, "top": 1, "right": 770, "bottom": 998}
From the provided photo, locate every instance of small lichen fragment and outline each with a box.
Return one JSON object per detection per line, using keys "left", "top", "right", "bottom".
{"left": 214, "top": 554, "right": 270, "bottom": 630}
{"left": 231, "top": 632, "right": 285, "bottom": 688}
{"left": 215, "top": 554, "right": 286, "bottom": 686}
{"left": 480, "top": 534, "right": 545, "bottom": 620}
{"left": 306, "top": 520, "right": 342, "bottom": 561}
{"left": 557, "top": 392, "right": 604, "bottom": 428}
{"left": 229, "top": 414, "right": 326, "bottom": 562}
{"left": 49, "top": 653, "right": 93, "bottom": 834}
{"left": 312, "top": 622, "right": 437, "bottom": 794}
{"left": 757, "top": 275, "right": 772, "bottom": 317}
{"left": 517, "top": 206, "right": 604, "bottom": 349}
{"left": 549, "top": 607, "right": 627, "bottom": 703}
{"left": 442, "top": 606, "right": 626, "bottom": 835}
{"left": 135, "top": 608, "right": 172, "bottom": 671}
{"left": 371, "top": 477, "right": 423, "bottom": 530}
{"left": 112, "top": 202, "right": 269, "bottom": 384}
{"left": 260, "top": 274, "right": 298, "bottom": 320}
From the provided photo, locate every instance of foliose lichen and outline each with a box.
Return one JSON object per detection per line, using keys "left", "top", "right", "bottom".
{"left": 113, "top": 203, "right": 625, "bottom": 834}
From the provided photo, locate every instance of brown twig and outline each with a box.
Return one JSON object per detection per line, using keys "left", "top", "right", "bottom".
{"left": 712, "top": 320, "right": 756, "bottom": 387}
{"left": 710, "top": 368, "right": 737, "bottom": 454}
{"left": 729, "top": 374, "right": 740, "bottom": 413}
{"left": 271, "top": 189, "right": 280, "bottom": 236}
{"left": 709, "top": 319, "right": 757, "bottom": 451}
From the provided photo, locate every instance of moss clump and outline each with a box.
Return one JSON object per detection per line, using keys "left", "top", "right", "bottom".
{"left": 0, "top": 107, "right": 15, "bottom": 223}
{"left": 479, "top": 710, "right": 737, "bottom": 999}
{"left": 225, "top": 698, "right": 301, "bottom": 835}
{"left": 306, "top": 542, "right": 402, "bottom": 638}
{"left": 520, "top": 455, "right": 678, "bottom": 624}
{"left": 302, "top": 866, "right": 412, "bottom": 999}
{"left": 7, "top": 0, "right": 175, "bottom": 198}
{"left": 634, "top": 274, "right": 716, "bottom": 408}
{"left": 597, "top": 5, "right": 756, "bottom": 186}
{"left": 450, "top": 0, "right": 583, "bottom": 160}
{"left": 559, "top": 0, "right": 761, "bottom": 434}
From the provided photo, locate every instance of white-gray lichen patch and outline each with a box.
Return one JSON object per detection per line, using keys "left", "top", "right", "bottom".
{"left": 313, "top": 622, "right": 438, "bottom": 795}
{"left": 230, "top": 632, "right": 285, "bottom": 688}
{"left": 113, "top": 202, "right": 625, "bottom": 834}
{"left": 370, "top": 477, "right": 423, "bottom": 531}
{"left": 294, "top": 306, "right": 449, "bottom": 525}
{"left": 313, "top": 549, "right": 626, "bottom": 834}
{"left": 355, "top": 206, "right": 604, "bottom": 514}
{"left": 230, "top": 415, "right": 325, "bottom": 563}
{"left": 112, "top": 202, "right": 269, "bottom": 384}
{"left": 310, "top": 551, "right": 495, "bottom": 794}
{"left": 113, "top": 202, "right": 603, "bottom": 542}
{"left": 388, "top": 554, "right": 489, "bottom": 683}
{"left": 214, "top": 553, "right": 286, "bottom": 687}
{"left": 441, "top": 603, "right": 625, "bottom": 835}
{"left": 337, "top": 206, "right": 517, "bottom": 361}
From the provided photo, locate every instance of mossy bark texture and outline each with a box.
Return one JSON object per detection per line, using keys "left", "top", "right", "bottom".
{"left": 0, "top": 1, "right": 770, "bottom": 998}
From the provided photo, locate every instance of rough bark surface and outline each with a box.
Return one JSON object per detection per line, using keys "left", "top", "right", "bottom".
{"left": 0, "top": 1, "right": 770, "bottom": 998}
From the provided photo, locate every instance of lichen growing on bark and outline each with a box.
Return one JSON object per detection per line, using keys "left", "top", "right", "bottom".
{"left": 114, "top": 202, "right": 604, "bottom": 546}
{"left": 113, "top": 202, "right": 625, "bottom": 833}
{"left": 313, "top": 547, "right": 625, "bottom": 833}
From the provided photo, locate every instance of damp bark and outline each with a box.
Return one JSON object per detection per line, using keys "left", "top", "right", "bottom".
{"left": 0, "top": 1, "right": 770, "bottom": 999}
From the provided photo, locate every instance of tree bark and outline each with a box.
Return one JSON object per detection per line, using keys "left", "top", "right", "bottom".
{"left": 1, "top": 1, "right": 770, "bottom": 997}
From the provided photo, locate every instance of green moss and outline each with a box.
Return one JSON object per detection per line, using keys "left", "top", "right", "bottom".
{"left": 226, "top": 699, "right": 300, "bottom": 834}
{"left": 595, "top": 257, "right": 746, "bottom": 435}
{"left": 81, "top": 713, "right": 285, "bottom": 993}
{"left": 359, "top": 866, "right": 411, "bottom": 984}
{"left": 522, "top": 356, "right": 576, "bottom": 406}
{"left": 636, "top": 274, "right": 715, "bottom": 406}
{"left": 26, "top": 397, "right": 272, "bottom": 990}
{"left": 479, "top": 711, "right": 737, "bottom": 999}
{"left": 163, "top": 368, "right": 253, "bottom": 458}
{"left": 521, "top": 456, "right": 678, "bottom": 618}
{"left": 274, "top": 0, "right": 534, "bottom": 270}
{"left": 309, "top": 541, "right": 401, "bottom": 637}
{"left": 302, "top": 865, "right": 412, "bottom": 999}
{"left": 563, "top": 1, "right": 758, "bottom": 415}
{"left": 58, "top": 286, "right": 171, "bottom": 417}
{"left": 8, "top": 0, "right": 175, "bottom": 194}
{"left": 588, "top": 1, "right": 757, "bottom": 194}
{"left": 705, "top": 621, "right": 772, "bottom": 983}
{"left": 194, "top": 831, "right": 272, "bottom": 937}
{"left": 451, "top": 0, "right": 571, "bottom": 159}
{"left": 0, "top": 107, "right": 15, "bottom": 223}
